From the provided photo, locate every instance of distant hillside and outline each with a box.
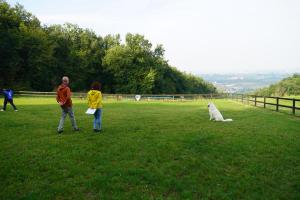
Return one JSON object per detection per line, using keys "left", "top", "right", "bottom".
{"left": 254, "top": 74, "right": 300, "bottom": 96}
{"left": 200, "top": 73, "right": 290, "bottom": 93}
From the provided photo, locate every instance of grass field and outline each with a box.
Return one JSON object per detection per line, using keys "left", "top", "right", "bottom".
{"left": 1, "top": 98, "right": 300, "bottom": 199}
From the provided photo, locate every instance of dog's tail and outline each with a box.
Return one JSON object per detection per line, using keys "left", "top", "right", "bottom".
{"left": 222, "top": 119, "right": 233, "bottom": 122}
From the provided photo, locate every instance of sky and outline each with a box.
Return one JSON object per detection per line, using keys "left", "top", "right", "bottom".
{"left": 7, "top": 0, "right": 300, "bottom": 74}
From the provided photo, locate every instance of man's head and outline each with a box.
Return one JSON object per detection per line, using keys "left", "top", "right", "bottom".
{"left": 62, "top": 76, "right": 69, "bottom": 85}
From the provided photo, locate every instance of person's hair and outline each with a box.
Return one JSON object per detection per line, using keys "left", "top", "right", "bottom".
{"left": 62, "top": 76, "right": 69, "bottom": 83}
{"left": 91, "top": 81, "right": 101, "bottom": 91}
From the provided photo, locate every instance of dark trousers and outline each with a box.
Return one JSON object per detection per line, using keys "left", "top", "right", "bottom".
{"left": 3, "top": 98, "right": 17, "bottom": 110}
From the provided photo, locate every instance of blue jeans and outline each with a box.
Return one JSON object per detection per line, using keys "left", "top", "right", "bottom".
{"left": 94, "top": 109, "right": 102, "bottom": 130}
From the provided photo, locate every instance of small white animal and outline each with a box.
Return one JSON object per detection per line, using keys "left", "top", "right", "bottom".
{"left": 208, "top": 102, "right": 233, "bottom": 122}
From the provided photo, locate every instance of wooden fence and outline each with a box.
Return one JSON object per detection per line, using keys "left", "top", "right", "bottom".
{"left": 230, "top": 93, "right": 300, "bottom": 115}
{"left": 13, "top": 91, "right": 300, "bottom": 116}
{"left": 15, "top": 91, "right": 229, "bottom": 101}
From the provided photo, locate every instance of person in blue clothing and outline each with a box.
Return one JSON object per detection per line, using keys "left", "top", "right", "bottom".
{"left": 1, "top": 89, "right": 18, "bottom": 111}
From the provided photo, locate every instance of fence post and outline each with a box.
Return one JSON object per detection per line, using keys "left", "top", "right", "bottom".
{"left": 276, "top": 97, "right": 279, "bottom": 111}
{"left": 241, "top": 94, "right": 244, "bottom": 103}
{"left": 264, "top": 97, "right": 266, "bottom": 108}
{"left": 254, "top": 96, "right": 257, "bottom": 106}
{"left": 292, "top": 99, "right": 296, "bottom": 115}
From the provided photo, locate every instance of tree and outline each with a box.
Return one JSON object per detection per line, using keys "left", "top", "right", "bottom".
{"left": 254, "top": 74, "right": 300, "bottom": 96}
{"left": 0, "top": 1, "right": 216, "bottom": 94}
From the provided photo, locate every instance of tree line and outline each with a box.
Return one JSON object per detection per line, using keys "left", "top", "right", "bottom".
{"left": 0, "top": 1, "right": 216, "bottom": 94}
{"left": 254, "top": 74, "right": 300, "bottom": 96}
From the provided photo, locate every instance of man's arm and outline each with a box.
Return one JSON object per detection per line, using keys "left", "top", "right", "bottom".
{"left": 56, "top": 90, "right": 60, "bottom": 103}
{"left": 3, "top": 90, "right": 8, "bottom": 97}
{"left": 59, "top": 87, "right": 71, "bottom": 106}
{"left": 66, "top": 87, "right": 71, "bottom": 100}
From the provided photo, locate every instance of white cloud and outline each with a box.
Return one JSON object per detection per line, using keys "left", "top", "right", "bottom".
{"left": 7, "top": 0, "right": 300, "bottom": 74}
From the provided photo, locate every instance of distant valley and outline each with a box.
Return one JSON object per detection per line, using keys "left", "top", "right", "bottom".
{"left": 200, "top": 73, "right": 292, "bottom": 93}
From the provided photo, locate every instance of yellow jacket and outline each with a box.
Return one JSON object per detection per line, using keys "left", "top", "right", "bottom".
{"left": 87, "top": 90, "right": 102, "bottom": 109}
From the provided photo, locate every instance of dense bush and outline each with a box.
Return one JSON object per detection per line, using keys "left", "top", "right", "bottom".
{"left": 254, "top": 74, "right": 300, "bottom": 96}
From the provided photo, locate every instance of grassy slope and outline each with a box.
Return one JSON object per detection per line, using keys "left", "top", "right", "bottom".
{"left": 0, "top": 98, "right": 300, "bottom": 199}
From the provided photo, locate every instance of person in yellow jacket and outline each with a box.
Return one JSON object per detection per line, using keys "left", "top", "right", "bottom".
{"left": 87, "top": 81, "right": 103, "bottom": 132}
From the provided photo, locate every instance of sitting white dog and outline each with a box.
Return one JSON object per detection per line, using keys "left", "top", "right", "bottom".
{"left": 208, "top": 102, "right": 233, "bottom": 122}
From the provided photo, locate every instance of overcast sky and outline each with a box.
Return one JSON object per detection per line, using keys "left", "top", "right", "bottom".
{"left": 7, "top": 0, "right": 300, "bottom": 74}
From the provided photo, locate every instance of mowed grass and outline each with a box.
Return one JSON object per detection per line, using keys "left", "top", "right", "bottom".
{"left": 0, "top": 98, "right": 300, "bottom": 200}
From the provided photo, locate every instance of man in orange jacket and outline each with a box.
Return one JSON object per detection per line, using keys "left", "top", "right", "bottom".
{"left": 56, "top": 76, "right": 79, "bottom": 133}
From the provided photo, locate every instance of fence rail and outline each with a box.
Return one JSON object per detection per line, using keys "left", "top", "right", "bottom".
{"left": 230, "top": 93, "right": 300, "bottom": 115}
{"left": 13, "top": 91, "right": 300, "bottom": 116}
{"left": 15, "top": 91, "right": 230, "bottom": 101}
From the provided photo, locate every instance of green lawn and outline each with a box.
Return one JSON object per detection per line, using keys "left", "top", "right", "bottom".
{"left": 0, "top": 98, "right": 300, "bottom": 199}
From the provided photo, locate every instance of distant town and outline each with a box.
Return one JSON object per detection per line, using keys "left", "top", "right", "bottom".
{"left": 200, "top": 73, "right": 292, "bottom": 93}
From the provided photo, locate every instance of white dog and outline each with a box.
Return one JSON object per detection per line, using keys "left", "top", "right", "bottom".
{"left": 208, "top": 102, "right": 233, "bottom": 122}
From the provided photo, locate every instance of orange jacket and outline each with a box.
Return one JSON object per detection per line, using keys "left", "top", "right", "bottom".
{"left": 56, "top": 84, "right": 72, "bottom": 107}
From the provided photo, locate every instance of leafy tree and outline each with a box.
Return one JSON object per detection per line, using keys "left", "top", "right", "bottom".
{"left": 0, "top": 0, "right": 216, "bottom": 94}
{"left": 254, "top": 74, "right": 300, "bottom": 96}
